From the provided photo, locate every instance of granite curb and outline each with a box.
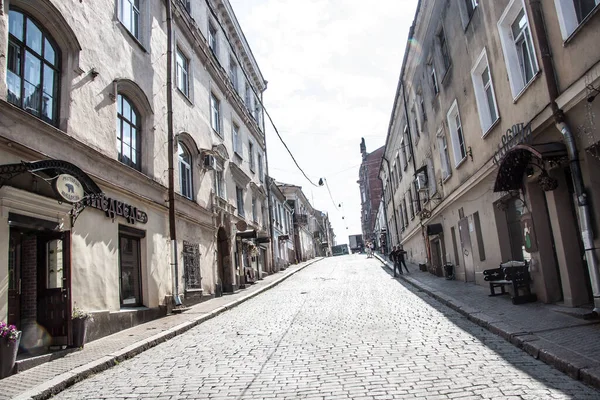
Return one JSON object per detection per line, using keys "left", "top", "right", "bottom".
{"left": 14, "top": 258, "right": 324, "bottom": 400}
{"left": 374, "top": 253, "right": 600, "bottom": 390}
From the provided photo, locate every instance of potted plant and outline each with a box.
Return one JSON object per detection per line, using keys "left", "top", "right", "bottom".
{"left": 0, "top": 322, "right": 21, "bottom": 379}
{"left": 72, "top": 307, "right": 93, "bottom": 348}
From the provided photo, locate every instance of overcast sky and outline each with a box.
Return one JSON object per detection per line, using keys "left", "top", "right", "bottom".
{"left": 229, "top": 0, "right": 417, "bottom": 245}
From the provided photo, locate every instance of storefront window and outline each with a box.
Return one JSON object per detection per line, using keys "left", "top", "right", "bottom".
{"left": 119, "top": 233, "right": 142, "bottom": 306}
{"left": 46, "top": 239, "right": 63, "bottom": 289}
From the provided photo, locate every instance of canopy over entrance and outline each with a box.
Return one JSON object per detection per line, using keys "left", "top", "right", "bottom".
{"left": 493, "top": 143, "right": 567, "bottom": 192}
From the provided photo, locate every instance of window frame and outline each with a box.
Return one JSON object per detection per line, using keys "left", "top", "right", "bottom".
{"left": 236, "top": 186, "right": 245, "bottom": 217}
{"left": 471, "top": 49, "right": 500, "bottom": 136}
{"left": 430, "top": 65, "right": 439, "bottom": 96}
{"left": 229, "top": 54, "right": 238, "bottom": 92}
{"left": 466, "top": 0, "right": 479, "bottom": 19}
{"left": 117, "top": 93, "right": 142, "bottom": 171}
{"left": 176, "top": 47, "right": 190, "bottom": 98}
{"left": 437, "top": 129, "right": 452, "bottom": 181}
{"left": 178, "top": 142, "right": 193, "bottom": 200}
{"left": 437, "top": 27, "right": 452, "bottom": 73}
{"left": 554, "top": 0, "right": 600, "bottom": 40}
{"left": 215, "top": 166, "right": 226, "bottom": 199}
{"left": 117, "top": 0, "right": 146, "bottom": 45}
{"left": 232, "top": 123, "right": 242, "bottom": 157}
{"left": 497, "top": 0, "right": 539, "bottom": 99}
{"left": 249, "top": 140, "right": 255, "bottom": 172}
{"left": 7, "top": 8, "right": 61, "bottom": 126}
{"left": 258, "top": 153, "right": 264, "bottom": 182}
{"left": 208, "top": 22, "right": 218, "bottom": 56}
{"left": 210, "top": 92, "right": 221, "bottom": 135}
{"left": 446, "top": 100, "right": 467, "bottom": 168}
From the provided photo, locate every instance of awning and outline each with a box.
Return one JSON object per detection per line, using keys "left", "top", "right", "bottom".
{"left": 493, "top": 143, "right": 567, "bottom": 192}
{"left": 236, "top": 229, "right": 257, "bottom": 239}
{"left": 426, "top": 223, "right": 443, "bottom": 236}
{"left": 0, "top": 160, "right": 102, "bottom": 194}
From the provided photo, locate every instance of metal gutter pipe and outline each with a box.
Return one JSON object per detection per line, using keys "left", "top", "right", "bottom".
{"left": 530, "top": 0, "right": 600, "bottom": 314}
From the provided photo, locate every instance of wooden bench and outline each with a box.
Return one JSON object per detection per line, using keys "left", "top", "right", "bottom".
{"left": 483, "top": 261, "right": 537, "bottom": 304}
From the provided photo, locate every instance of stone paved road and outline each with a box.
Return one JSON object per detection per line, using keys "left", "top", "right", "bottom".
{"left": 54, "top": 255, "right": 600, "bottom": 399}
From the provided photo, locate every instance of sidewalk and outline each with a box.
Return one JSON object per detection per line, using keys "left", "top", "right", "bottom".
{"left": 1, "top": 258, "right": 324, "bottom": 400}
{"left": 374, "top": 252, "right": 600, "bottom": 390}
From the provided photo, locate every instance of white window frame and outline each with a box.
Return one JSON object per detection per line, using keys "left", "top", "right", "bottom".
{"left": 232, "top": 124, "right": 242, "bottom": 157}
{"left": 236, "top": 186, "right": 245, "bottom": 217}
{"left": 446, "top": 100, "right": 467, "bottom": 168}
{"left": 215, "top": 167, "right": 225, "bottom": 199}
{"left": 178, "top": 142, "right": 193, "bottom": 200}
{"left": 252, "top": 196, "right": 257, "bottom": 222}
{"left": 249, "top": 140, "right": 255, "bottom": 172}
{"left": 244, "top": 82, "right": 252, "bottom": 108}
{"left": 118, "top": 0, "right": 141, "bottom": 40}
{"left": 176, "top": 47, "right": 190, "bottom": 98}
{"left": 554, "top": 0, "right": 600, "bottom": 40}
{"left": 497, "top": 0, "right": 539, "bottom": 99}
{"left": 210, "top": 92, "right": 221, "bottom": 135}
{"left": 430, "top": 65, "right": 439, "bottom": 95}
{"left": 471, "top": 49, "right": 500, "bottom": 136}
{"left": 437, "top": 28, "right": 451, "bottom": 72}
{"left": 437, "top": 128, "right": 452, "bottom": 181}
{"left": 401, "top": 131, "right": 408, "bottom": 170}
{"left": 466, "top": 0, "right": 478, "bottom": 18}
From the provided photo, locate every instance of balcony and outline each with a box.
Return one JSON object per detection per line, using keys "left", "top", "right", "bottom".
{"left": 294, "top": 213, "right": 308, "bottom": 225}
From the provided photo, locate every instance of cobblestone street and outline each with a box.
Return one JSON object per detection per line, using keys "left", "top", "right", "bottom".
{"left": 54, "top": 255, "right": 600, "bottom": 399}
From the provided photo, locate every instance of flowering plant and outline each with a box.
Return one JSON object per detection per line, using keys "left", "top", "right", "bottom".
{"left": 0, "top": 322, "right": 20, "bottom": 342}
{"left": 72, "top": 306, "right": 93, "bottom": 321}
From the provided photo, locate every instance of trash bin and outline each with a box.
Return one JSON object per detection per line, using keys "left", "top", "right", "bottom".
{"left": 443, "top": 263, "right": 455, "bottom": 280}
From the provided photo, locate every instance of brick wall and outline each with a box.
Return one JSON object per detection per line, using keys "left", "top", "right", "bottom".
{"left": 20, "top": 235, "right": 37, "bottom": 321}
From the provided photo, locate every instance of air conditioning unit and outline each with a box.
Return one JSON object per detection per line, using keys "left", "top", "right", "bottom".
{"left": 204, "top": 154, "right": 217, "bottom": 170}
{"left": 415, "top": 172, "right": 428, "bottom": 192}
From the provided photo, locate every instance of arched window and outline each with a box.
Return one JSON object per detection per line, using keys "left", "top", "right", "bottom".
{"left": 7, "top": 9, "right": 60, "bottom": 125}
{"left": 178, "top": 143, "right": 193, "bottom": 199}
{"left": 117, "top": 94, "right": 141, "bottom": 170}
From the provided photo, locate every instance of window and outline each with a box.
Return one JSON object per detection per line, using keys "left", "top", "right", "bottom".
{"left": 498, "top": 1, "right": 539, "bottom": 98}
{"left": 249, "top": 141, "right": 255, "bottom": 172}
{"left": 447, "top": 100, "right": 467, "bottom": 167}
{"left": 233, "top": 124, "right": 242, "bottom": 156}
{"left": 554, "top": 0, "right": 600, "bottom": 39}
{"left": 402, "top": 198, "right": 409, "bottom": 227}
{"left": 258, "top": 153, "right": 264, "bottom": 182}
{"left": 210, "top": 93, "right": 220, "bottom": 134}
{"left": 466, "top": 0, "right": 478, "bottom": 19}
{"left": 178, "top": 143, "right": 193, "bottom": 200}
{"left": 438, "top": 131, "right": 452, "bottom": 180}
{"left": 420, "top": 96, "right": 427, "bottom": 122}
{"left": 244, "top": 82, "right": 252, "bottom": 108}
{"left": 215, "top": 168, "right": 225, "bottom": 198}
{"left": 471, "top": 49, "right": 499, "bottom": 134}
{"left": 208, "top": 23, "right": 218, "bottom": 55}
{"left": 252, "top": 196, "right": 257, "bottom": 222}
{"left": 474, "top": 211, "right": 486, "bottom": 261}
{"left": 229, "top": 55, "right": 238, "bottom": 91}
{"left": 118, "top": 0, "right": 140, "bottom": 39}
{"left": 119, "top": 230, "right": 143, "bottom": 307}
{"left": 176, "top": 48, "right": 189, "bottom": 97}
{"left": 7, "top": 10, "right": 60, "bottom": 125}
{"left": 396, "top": 154, "right": 402, "bottom": 181}
{"left": 401, "top": 130, "right": 408, "bottom": 169}
{"left": 430, "top": 65, "right": 439, "bottom": 95}
{"left": 236, "top": 186, "right": 245, "bottom": 217}
{"left": 180, "top": 0, "right": 191, "bottom": 13}
{"left": 253, "top": 97, "right": 262, "bottom": 127}
{"left": 412, "top": 107, "right": 420, "bottom": 140}
{"left": 117, "top": 94, "right": 142, "bottom": 170}
{"left": 409, "top": 189, "right": 415, "bottom": 219}
{"left": 437, "top": 28, "right": 451, "bottom": 71}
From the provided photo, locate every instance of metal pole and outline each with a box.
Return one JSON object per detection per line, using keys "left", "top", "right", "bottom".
{"left": 166, "top": 0, "right": 181, "bottom": 306}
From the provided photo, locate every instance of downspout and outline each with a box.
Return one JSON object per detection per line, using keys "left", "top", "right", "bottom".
{"left": 530, "top": 0, "right": 600, "bottom": 314}
{"left": 166, "top": 0, "right": 182, "bottom": 306}
{"left": 401, "top": 82, "right": 431, "bottom": 266}
{"left": 381, "top": 156, "right": 400, "bottom": 245}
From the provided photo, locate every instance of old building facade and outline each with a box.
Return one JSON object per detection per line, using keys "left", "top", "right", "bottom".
{"left": 0, "top": 0, "right": 272, "bottom": 352}
{"left": 381, "top": 0, "right": 600, "bottom": 310}
{"left": 358, "top": 138, "right": 384, "bottom": 249}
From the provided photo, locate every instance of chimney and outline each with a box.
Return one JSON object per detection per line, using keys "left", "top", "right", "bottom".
{"left": 360, "top": 137, "right": 367, "bottom": 160}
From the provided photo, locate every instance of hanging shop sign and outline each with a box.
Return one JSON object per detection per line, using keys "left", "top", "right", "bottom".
{"left": 54, "top": 174, "right": 85, "bottom": 203}
{"left": 493, "top": 123, "right": 532, "bottom": 165}
{"left": 86, "top": 194, "right": 148, "bottom": 224}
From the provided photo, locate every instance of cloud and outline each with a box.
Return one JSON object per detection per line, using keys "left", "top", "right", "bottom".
{"left": 230, "top": 0, "right": 417, "bottom": 243}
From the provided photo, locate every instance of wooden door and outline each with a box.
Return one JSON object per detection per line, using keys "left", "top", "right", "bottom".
{"left": 7, "top": 230, "right": 21, "bottom": 327}
{"left": 458, "top": 217, "right": 475, "bottom": 282}
{"left": 37, "top": 232, "right": 71, "bottom": 346}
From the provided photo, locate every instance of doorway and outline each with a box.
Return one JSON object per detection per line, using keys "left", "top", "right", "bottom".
{"left": 458, "top": 217, "right": 475, "bottom": 282}
{"left": 217, "top": 227, "right": 232, "bottom": 295}
{"left": 8, "top": 226, "right": 72, "bottom": 352}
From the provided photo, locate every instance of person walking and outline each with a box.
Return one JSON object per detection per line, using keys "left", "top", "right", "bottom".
{"left": 390, "top": 245, "right": 401, "bottom": 277}
{"left": 397, "top": 246, "right": 409, "bottom": 274}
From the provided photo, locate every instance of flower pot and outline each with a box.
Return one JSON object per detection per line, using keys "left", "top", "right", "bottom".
{"left": 0, "top": 332, "right": 21, "bottom": 379}
{"left": 72, "top": 318, "right": 89, "bottom": 348}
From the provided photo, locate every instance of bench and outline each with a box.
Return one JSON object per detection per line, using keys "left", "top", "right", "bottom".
{"left": 483, "top": 261, "right": 537, "bottom": 304}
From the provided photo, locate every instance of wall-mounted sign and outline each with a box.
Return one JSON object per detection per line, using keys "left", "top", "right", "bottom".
{"left": 86, "top": 195, "right": 148, "bottom": 224}
{"left": 236, "top": 220, "right": 248, "bottom": 231}
{"left": 493, "top": 123, "right": 532, "bottom": 165}
{"left": 54, "top": 174, "right": 85, "bottom": 203}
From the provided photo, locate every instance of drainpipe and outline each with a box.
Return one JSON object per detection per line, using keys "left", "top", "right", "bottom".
{"left": 530, "top": 0, "right": 600, "bottom": 314}
{"left": 381, "top": 156, "right": 400, "bottom": 246}
{"left": 166, "top": 0, "right": 182, "bottom": 306}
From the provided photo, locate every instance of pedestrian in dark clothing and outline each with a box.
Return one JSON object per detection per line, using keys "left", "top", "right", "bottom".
{"left": 397, "top": 246, "right": 409, "bottom": 274}
{"left": 390, "top": 245, "right": 402, "bottom": 277}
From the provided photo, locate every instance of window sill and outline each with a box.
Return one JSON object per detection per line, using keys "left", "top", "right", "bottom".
{"left": 185, "top": 288, "right": 204, "bottom": 293}
{"left": 442, "top": 174, "right": 452, "bottom": 184}
{"left": 563, "top": 6, "right": 600, "bottom": 45}
{"left": 234, "top": 151, "right": 243, "bottom": 160}
{"left": 455, "top": 156, "right": 467, "bottom": 169}
{"left": 177, "top": 87, "right": 193, "bottom": 105}
{"left": 213, "top": 128, "right": 223, "bottom": 139}
{"left": 481, "top": 117, "right": 501, "bottom": 139}
{"left": 512, "top": 71, "right": 541, "bottom": 103}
